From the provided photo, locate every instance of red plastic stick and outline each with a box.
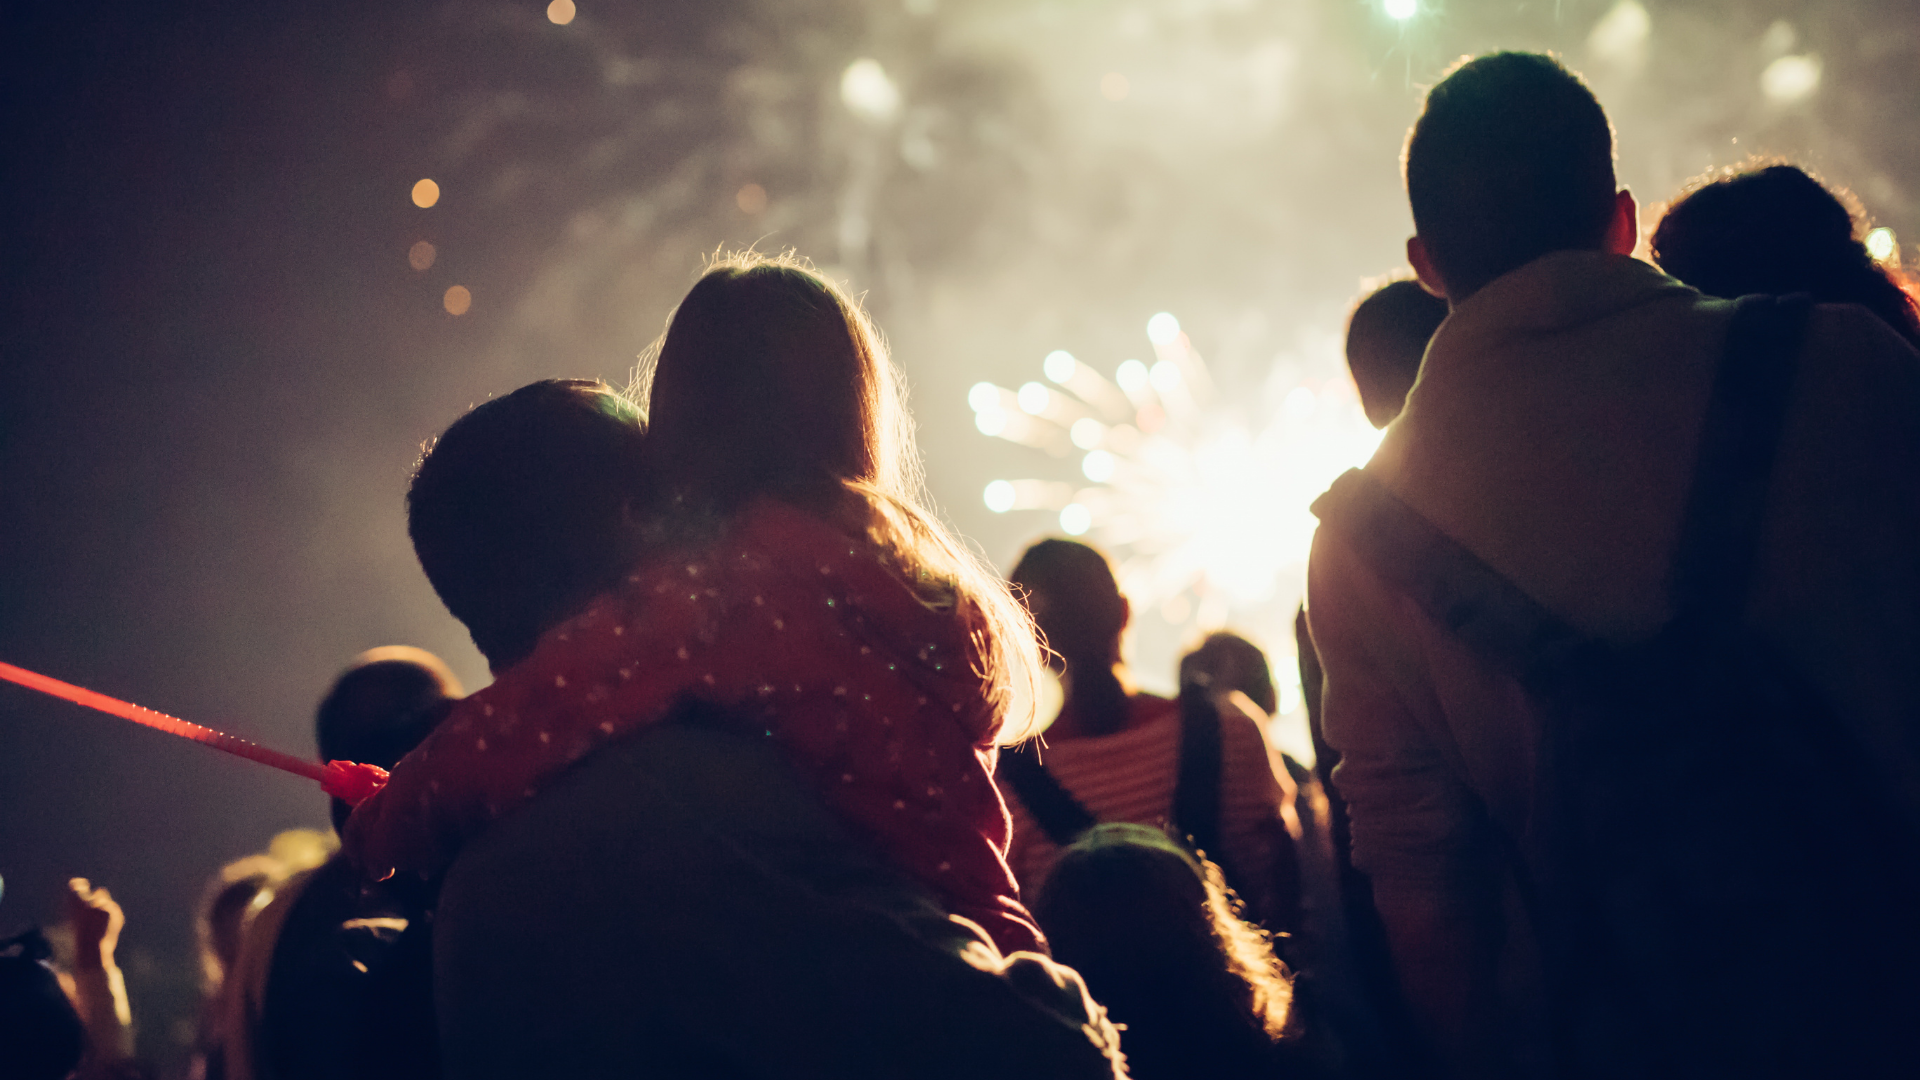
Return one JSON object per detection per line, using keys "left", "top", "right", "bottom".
{"left": 0, "top": 660, "right": 389, "bottom": 803}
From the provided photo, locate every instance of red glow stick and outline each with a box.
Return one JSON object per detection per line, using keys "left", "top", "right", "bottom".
{"left": 0, "top": 660, "right": 388, "bottom": 804}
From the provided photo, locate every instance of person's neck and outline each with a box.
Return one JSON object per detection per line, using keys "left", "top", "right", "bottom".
{"left": 1051, "top": 662, "right": 1134, "bottom": 739}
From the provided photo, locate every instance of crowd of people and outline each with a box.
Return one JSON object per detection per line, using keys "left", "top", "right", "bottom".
{"left": 6, "top": 49, "right": 1919, "bottom": 1079}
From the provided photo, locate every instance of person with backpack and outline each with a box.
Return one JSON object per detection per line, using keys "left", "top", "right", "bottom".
{"left": 1305, "top": 51, "right": 1920, "bottom": 1079}
{"left": 1002, "top": 539, "right": 1299, "bottom": 934}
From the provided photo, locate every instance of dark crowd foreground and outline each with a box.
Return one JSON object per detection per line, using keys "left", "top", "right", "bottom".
{"left": 7, "top": 44, "right": 1920, "bottom": 1080}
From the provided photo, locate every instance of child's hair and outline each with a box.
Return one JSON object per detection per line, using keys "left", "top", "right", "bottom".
{"left": 1652, "top": 161, "right": 1920, "bottom": 352}
{"left": 634, "top": 251, "right": 1043, "bottom": 741}
{"left": 408, "top": 380, "right": 651, "bottom": 671}
{"left": 1032, "top": 823, "right": 1294, "bottom": 1075}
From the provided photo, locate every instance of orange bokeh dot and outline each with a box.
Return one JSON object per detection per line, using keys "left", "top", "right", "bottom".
{"left": 412, "top": 178, "right": 441, "bottom": 208}
{"left": 443, "top": 285, "right": 472, "bottom": 315}
{"left": 408, "top": 240, "right": 436, "bottom": 271}
{"left": 736, "top": 182, "right": 768, "bottom": 214}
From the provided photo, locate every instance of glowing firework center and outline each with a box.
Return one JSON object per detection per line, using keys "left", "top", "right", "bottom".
{"left": 972, "top": 313, "right": 1383, "bottom": 734}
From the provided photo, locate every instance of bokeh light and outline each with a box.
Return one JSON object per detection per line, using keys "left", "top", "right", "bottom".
{"left": 840, "top": 58, "right": 902, "bottom": 124}
{"left": 1044, "top": 349, "right": 1077, "bottom": 383}
{"left": 1018, "top": 381, "right": 1051, "bottom": 415}
{"left": 1383, "top": 0, "right": 1417, "bottom": 21}
{"left": 1059, "top": 503, "right": 1092, "bottom": 535}
{"left": 1866, "top": 226, "right": 1897, "bottom": 264}
{"left": 984, "top": 480, "right": 1017, "bottom": 513}
{"left": 1146, "top": 311, "right": 1181, "bottom": 345}
{"left": 442, "top": 285, "right": 472, "bottom": 315}
{"left": 1762, "top": 54, "right": 1822, "bottom": 103}
{"left": 407, "top": 240, "right": 436, "bottom": 271}
{"left": 736, "top": 182, "right": 768, "bottom": 214}
{"left": 410, "top": 178, "right": 440, "bottom": 208}
{"left": 546, "top": 0, "right": 576, "bottom": 26}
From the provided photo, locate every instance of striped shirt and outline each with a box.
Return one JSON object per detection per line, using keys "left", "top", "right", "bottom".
{"left": 1004, "top": 693, "right": 1289, "bottom": 916}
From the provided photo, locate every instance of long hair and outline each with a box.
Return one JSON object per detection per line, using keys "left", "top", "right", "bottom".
{"left": 1033, "top": 824, "right": 1295, "bottom": 1076}
{"left": 1651, "top": 161, "right": 1920, "bottom": 352}
{"left": 633, "top": 250, "right": 1043, "bottom": 741}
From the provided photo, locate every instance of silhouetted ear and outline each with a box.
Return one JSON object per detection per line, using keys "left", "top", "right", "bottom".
{"left": 1606, "top": 189, "right": 1639, "bottom": 256}
{"left": 1406, "top": 236, "right": 1448, "bottom": 301}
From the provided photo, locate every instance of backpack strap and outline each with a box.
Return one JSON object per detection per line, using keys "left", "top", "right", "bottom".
{"left": 998, "top": 744, "right": 1099, "bottom": 848}
{"left": 1669, "top": 294, "right": 1812, "bottom": 628}
{"left": 1170, "top": 682, "right": 1226, "bottom": 862}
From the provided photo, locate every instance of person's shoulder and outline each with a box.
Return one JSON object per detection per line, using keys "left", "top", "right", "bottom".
{"left": 1804, "top": 301, "right": 1920, "bottom": 373}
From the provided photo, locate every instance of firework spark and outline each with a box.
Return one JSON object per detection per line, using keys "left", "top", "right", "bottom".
{"left": 971, "top": 312, "right": 1382, "bottom": 720}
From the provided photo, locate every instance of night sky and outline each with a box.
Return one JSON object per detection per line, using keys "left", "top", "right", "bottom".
{"left": 3, "top": 0, "right": 1914, "bottom": 1068}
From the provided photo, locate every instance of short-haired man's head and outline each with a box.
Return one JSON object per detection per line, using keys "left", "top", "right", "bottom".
{"left": 408, "top": 379, "right": 649, "bottom": 671}
{"left": 1652, "top": 163, "right": 1920, "bottom": 352}
{"left": 1010, "top": 538, "right": 1128, "bottom": 671}
{"left": 316, "top": 646, "right": 461, "bottom": 828}
{"left": 1406, "top": 52, "right": 1618, "bottom": 300}
{"left": 1345, "top": 277, "right": 1448, "bottom": 428}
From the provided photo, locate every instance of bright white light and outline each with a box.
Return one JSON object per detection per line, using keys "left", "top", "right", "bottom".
{"left": 1149, "top": 360, "right": 1183, "bottom": 394}
{"left": 1588, "top": 1, "right": 1650, "bottom": 67}
{"left": 1044, "top": 350, "right": 1077, "bottom": 383}
{"left": 1060, "top": 503, "right": 1093, "bottom": 535}
{"left": 975, "top": 409, "right": 1009, "bottom": 436}
{"left": 968, "top": 382, "right": 1000, "bottom": 413}
{"left": 1866, "top": 227, "right": 1897, "bottom": 264}
{"left": 1070, "top": 417, "right": 1107, "bottom": 450}
{"left": 1146, "top": 312, "right": 1181, "bottom": 345}
{"left": 1761, "top": 54, "right": 1821, "bottom": 104}
{"left": 1384, "top": 0, "right": 1417, "bottom": 20}
{"left": 1018, "top": 382, "right": 1051, "bottom": 415}
{"left": 1115, "top": 359, "right": 1151, "bottom": 394}
{"left": 1082, "top": 450, "right": 1116, "bottom": 482}
{"left": 1283, "top": 385, "right": 1316, "bottom": 421}
{"left": 984, "top": 480, "right": 1017, "bottom": 513}
{"left": 840, "top": 59, "right": 902, "bottom": 124}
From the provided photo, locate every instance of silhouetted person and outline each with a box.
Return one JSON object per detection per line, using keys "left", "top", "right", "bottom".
{"left": 1652, "top": 162, "right": 1920, "bottom": 352}
{"left": 1344, "top": 277, "right": 1450, "bottom": 429}
{"left": 232, "top": 649, "right": 462, "bottom": 1080}
{"left": 1002, "top": 539, "right": 1297, "bottom": 933}
{"left": 388, "top": 367, "right": 1121, "bottom": 1078}
{"left": 1034, "top": 824, "right": 1295, "bottom": 1080}
{"left": 0, "top": 929, "right": 86, "bottom": 1080}
{"left": 1308, "top": 51, "right": 1920, "bottom": 1078}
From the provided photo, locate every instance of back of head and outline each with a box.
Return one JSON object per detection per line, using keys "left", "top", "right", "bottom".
{"left": 1179, "top": 631, "right": 1277, "bottom": 716}
{"left": 0, "top": 931, "right": 86, "bottom": 1080}
{"left": 1406, "top": 52, "right": 1618, "bottom": 300}
{"left": 409, "top": 379, "right": 650, "bottom": 671}
{"left": 1652, "top": 163, "right": 1920, "bottom": 351}
{"left": 1033, "top": 824, "right": 1290, "bottom": 1076}
{"left": 316, "top": 646, "right": 463, "bottom": 830}
{"left": 643, "top": 252, "right": 895, "bottom": 516}
{"left": 1345, "top": 277, "right": 1449, "bottom": 428}
{"left": 1009, "top": 539, "right": 1127, "bottom": 669}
